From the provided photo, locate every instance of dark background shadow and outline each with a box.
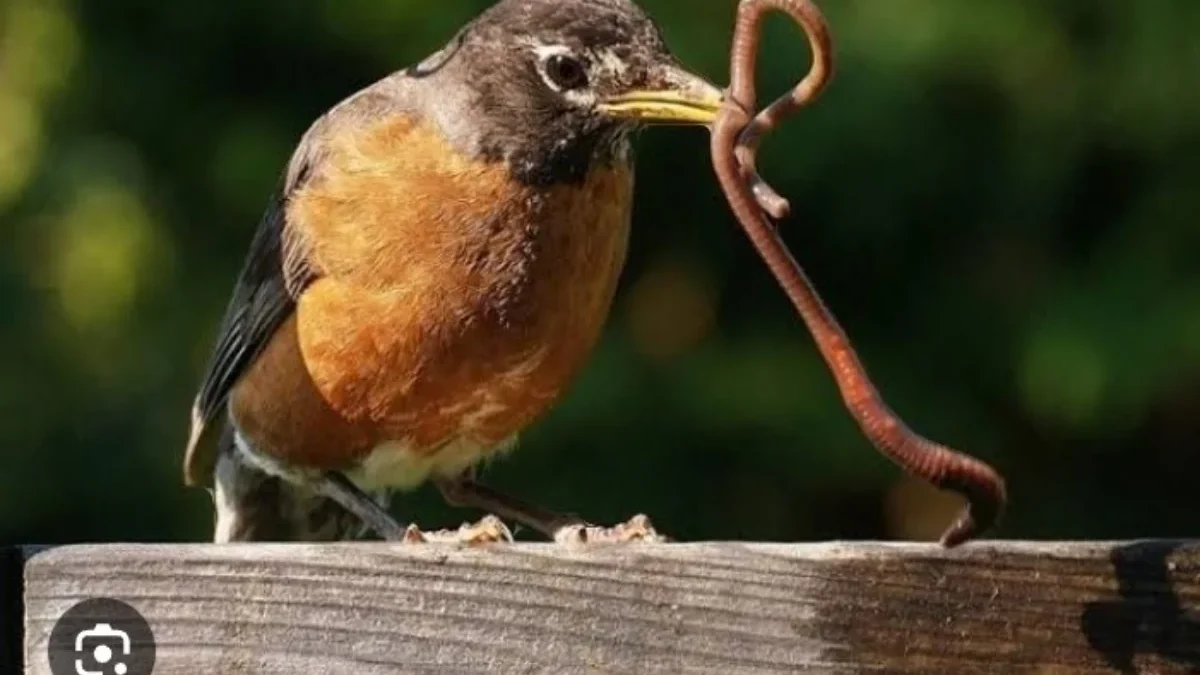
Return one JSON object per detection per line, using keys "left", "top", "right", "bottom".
{"left": 0, "top": 548, "right": 24, "bottom": 673}
{"left": 1082, "top": 541, "right": 1200, "bottom": 674}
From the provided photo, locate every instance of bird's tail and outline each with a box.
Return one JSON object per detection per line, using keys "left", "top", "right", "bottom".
{"left": 209, "top": 425, "right": 373, "bottom": 542}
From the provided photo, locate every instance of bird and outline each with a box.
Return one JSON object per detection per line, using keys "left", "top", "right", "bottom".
{"left": 184, "top": 0, "right": 726, "bottom": 543}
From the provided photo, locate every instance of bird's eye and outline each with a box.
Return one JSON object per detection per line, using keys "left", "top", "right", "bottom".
{"left": 543, "top": 54, "right": 589, "bottom": 91}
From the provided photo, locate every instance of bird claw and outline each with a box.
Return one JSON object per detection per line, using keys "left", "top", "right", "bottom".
{"left": 403, "top": 514, "right": 514, "bottom": 545}
{"left": 553, "top": 514, "right": 668, "bottom": 545}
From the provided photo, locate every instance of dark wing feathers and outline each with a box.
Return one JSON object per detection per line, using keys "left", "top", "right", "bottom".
{"left": 183, "top": 154, "right": 319, "bottom": 486}
{"left": 183, "top": 85, "right": 409, "bottom": 486}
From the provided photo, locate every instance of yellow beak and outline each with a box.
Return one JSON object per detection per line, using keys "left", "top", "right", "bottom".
{"left": 597, "top": 68, "right": 725, "bottom": 126}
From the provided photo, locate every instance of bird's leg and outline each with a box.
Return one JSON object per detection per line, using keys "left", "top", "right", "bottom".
{"left": 434, "top": 475, "right": 667, "bottom": 544}
{"left": 435, "top": 475, "right": 577, "bottom": 537}
{"left": 316, "top": 472, "right": 409, "bottom": 541}
{"left": 317, "top": 472, "right": 512, "bottom": 545}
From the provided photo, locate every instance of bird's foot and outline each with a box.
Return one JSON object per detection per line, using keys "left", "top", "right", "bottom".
{"left": 402, "top": 514, "right": 514, "bottom": 545}
{"left": 553, "top": 514, "right": 668, "bottom": 545}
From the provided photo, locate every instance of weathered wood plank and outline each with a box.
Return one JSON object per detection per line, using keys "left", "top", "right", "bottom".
{"left": 17, "top": 541, "right": 1200, "bottom": 674}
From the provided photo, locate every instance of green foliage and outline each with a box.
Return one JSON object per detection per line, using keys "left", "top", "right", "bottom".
{"left": 1, "top": 0, "right": 1197, "bottom": 544}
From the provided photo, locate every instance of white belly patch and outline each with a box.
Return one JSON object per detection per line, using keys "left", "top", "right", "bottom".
{"left": 348, "top": 434, "right": 518, "bottom": 491}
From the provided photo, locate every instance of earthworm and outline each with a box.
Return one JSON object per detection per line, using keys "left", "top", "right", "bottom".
{"left": 712, "top": 0, "right": 1007, "bottom": 546}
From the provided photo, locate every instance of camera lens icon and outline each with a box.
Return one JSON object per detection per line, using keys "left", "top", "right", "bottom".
{"left": 91, "top": 645, "right": 127, "bottom": 675}
{"left": 75, "top": 623, "right": 130, "bottom": 675}
{"left": 48, "top": 599, "right": 155, "bottom": 675}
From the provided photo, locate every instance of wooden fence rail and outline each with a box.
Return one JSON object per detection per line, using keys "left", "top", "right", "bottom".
{"left": 5, "top": 541, "right": 1199, "bottom": 673}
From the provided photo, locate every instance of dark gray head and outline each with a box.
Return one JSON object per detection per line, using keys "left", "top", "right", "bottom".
{"left": 412, "top": 0, "right": 723, "bottom": 185}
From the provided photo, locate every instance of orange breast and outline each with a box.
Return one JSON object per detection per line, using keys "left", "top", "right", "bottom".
{"left": 230, "top": 115, "right": 633, "bottom": 473}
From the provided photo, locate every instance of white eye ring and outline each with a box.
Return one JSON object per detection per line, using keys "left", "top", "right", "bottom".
{"left": 531, "top": 44, "right": 591, "bottom": 94}
{"left": 543, "top": 53, "right": 589, "bottom": 90}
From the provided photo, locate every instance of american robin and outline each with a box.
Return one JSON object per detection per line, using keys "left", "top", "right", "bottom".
{"left": 185, "top": 0, "right": 725, "bottom": 542}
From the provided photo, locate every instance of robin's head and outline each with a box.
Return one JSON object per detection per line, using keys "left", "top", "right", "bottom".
{"left": 413, "top": 0, "right": 724, "bottom": 185}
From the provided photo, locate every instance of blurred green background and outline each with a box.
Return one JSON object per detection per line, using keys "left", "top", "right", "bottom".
{"left": 1, "top": 0, "right": 1197, "bottom": 545}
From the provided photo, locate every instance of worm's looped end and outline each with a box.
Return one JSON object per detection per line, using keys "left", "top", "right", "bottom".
{"left": 726, "top": 0, "right": 834, "bottom": 222}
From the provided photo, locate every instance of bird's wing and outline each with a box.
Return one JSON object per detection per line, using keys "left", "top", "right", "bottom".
{"left": 183, "top": 129, "right": 326, "bottom": 486}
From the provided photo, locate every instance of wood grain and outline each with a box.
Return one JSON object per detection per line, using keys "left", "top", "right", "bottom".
{"left": 16, "top": 541, "right": 1200, "bottom": 674}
